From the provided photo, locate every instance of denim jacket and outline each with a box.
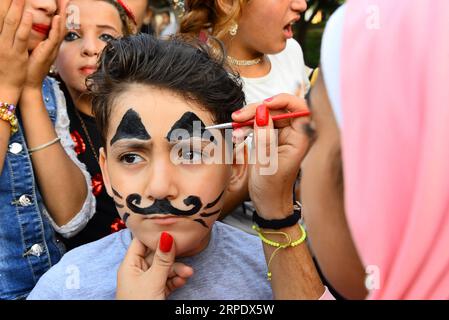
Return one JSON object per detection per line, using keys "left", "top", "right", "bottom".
{"left": 0, "top": 77, "right": 95, "bottom": 300}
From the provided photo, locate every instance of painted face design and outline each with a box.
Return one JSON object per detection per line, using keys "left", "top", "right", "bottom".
{"left": 166, "top": 112, "right": 216, "bottom": 144}
{"left": 114, "top": 188, "right": 224, "bottom": 228}
{"left": 110, "top": 110, "right": 225, "bottom": 228}
{"left": 110, "top": 108, "right": 151, "bottom": 146}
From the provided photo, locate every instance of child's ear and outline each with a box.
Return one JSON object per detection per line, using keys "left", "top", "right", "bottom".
{"left": 227, "top": 144, "right": 248, "bottom": 193}
{"left": 99, "top": 147, "right": 113, "bottom": 198}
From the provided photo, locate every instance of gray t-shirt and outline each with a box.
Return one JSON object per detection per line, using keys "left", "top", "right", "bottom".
{"left": 27, "top": 222, "right": 273, "bottom": 300}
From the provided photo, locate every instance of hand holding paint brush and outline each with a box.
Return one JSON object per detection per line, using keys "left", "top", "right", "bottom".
{"left": 205, "top": 110, "right": 310, "bottom": 130}
{"left": 231, "top": 94, "right": 311, "bottom": 220}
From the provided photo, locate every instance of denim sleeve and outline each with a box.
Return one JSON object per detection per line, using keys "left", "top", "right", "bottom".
{"left": 41, "top": 78, "right": 96, "bottom": 238}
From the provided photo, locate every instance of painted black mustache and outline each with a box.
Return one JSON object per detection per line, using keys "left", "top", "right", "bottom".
{"left": 126, "top": 194, "right": 203, "bottom": 216}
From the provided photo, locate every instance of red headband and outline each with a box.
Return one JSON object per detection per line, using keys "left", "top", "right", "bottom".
{"left": 116, "top": 0, "right": 137, "bottom": 26}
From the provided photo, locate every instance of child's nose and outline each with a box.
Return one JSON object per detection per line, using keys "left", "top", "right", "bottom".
{"left": 142, "top": 158, "right": 178, "bottom": 202}
{"left": 81, "top": 39, "right": 101, "bottom": 57}
{"left": 291, "top": 0, "right": 307, "bottom": 13}
{"left": 37, "top": 0, "right": 58, "bottom": 16}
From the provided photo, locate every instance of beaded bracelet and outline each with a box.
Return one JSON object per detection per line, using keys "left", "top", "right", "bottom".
{"left": 253, "top": 223, "right": 307, "bottom": 280}
{"left": 253, "top": 223, "right": 307, "bottom": 248}
{"left": 0, "top": 102, "right": 18, "bottom": 134}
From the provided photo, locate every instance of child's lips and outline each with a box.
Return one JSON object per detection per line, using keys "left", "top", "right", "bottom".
{"left": 146, "top": 215, "right": 183, "bottom": 225}
{"left": 79, "top": 66, "right": 98, "bottom": 76}
{"left": 32, "top": 24, "right": 50, "bottom": 36}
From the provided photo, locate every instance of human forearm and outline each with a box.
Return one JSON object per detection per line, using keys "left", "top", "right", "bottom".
{"left": 261, "top": 223, "right": 325, "bottom": 300}
{"left": 20, "top": 87, "right": 87, "bottom": 226}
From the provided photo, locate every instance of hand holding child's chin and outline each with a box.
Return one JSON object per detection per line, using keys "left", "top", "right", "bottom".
{"left": 116, "top": 232, "right": 194, "bottom": 300}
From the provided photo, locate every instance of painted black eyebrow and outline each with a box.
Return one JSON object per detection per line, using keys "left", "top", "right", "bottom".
{"left": 165, "top": 112, "right": 216, "bottom": 145}
{"left": 110, "top": 109, "right": 151, "bottom": 146}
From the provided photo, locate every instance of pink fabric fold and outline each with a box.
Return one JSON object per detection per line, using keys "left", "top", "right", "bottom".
{"left": 340, "top": 0, "right": 449, "bottom": 299}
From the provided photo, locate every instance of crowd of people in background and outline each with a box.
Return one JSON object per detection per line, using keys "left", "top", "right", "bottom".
{"left": 0, "top": 0, "right": 448, "bottom": 300}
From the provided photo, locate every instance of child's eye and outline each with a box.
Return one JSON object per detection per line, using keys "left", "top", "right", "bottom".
{"left": 64, "top": 31, "right": 80, "bottom": 41}
{"left": 178, "top": 149, "right": 203, "bottom": 163}
{"left": 99, "top": 33, "right": 116, "bottom": 42}
{"left": 120, "top": 153, "right": 144, "bottom": 165}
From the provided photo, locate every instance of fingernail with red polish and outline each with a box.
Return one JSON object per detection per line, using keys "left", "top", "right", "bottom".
{"left": 159, "top": 232, "right": 173, "bottom": 253}
{"left": 264, "top": 97, "right": 274, "bottom": 103}
{"left": 233, "top": 109, "right": 242, "bottom": 116}
{"left": 256, "top": 104, "right": 269, "bottom": 127}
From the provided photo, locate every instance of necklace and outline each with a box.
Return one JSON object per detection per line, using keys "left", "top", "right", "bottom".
{"left": 74, "top": 108, "right": 99, "bottom": 163}
{"left": 227, "top": 55, "right": 263, "bottom": 66}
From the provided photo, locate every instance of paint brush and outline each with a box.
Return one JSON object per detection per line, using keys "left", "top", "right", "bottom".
{"left": 204, "top": 111, "right": 311, "bottom": 130}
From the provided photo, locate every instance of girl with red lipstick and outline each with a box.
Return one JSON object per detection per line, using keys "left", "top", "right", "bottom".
{"left": 180, "top": 0, "right": 311, "bottom": 234}
{"left": 0, "top": 0, "right": 96, "bottom": 299}
{"left": 52, "top": 0, "right": 137, "bottom": 250}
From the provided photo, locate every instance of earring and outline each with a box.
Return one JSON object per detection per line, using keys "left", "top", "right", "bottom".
{"left": 229, "top": 22, "right": 238, "bottom": 37}
{"left": 49, "top": 65, "right": 58, "bottom": 76}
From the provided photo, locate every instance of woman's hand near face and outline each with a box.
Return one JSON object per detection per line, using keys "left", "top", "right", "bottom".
{"left": 0, "top": 0, "right": 32, "bottom": 103}
{"left": 232, "top": 94, "right": 310, "bottom": 219}
{"left": 116, "top": 232, "right": 194, "bottom": 300}
{"left": 24, "top": 0, "right": 67, "bottom": 90}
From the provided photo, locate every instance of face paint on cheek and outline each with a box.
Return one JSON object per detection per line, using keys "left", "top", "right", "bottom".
{"left": 205, "top": 190, "right": 225, "bottom": 209}
{"left": 114, "top": 202, "right": 125, "bottom": 209}
{"left": 200, "top": 209, "right": 220, "bottom": 218}
{"left": 110, "top": 109, "right": 151, "bottom": 146}
{"left": 198, "top": 189, "right": 226, "bottom": 219}
{"left": 193, "top": 218, "right": 208, "bottom": 228}
{"left": 165, "top": 112, "right": 216, "bottom": 144}
{"left": 112, "top": 188, "right": 123, "bottom": 199}
{"left": 112, "top": 188, "right": 126, "bottom": 210}
{"left": 123, "top": 213, "right": 130, "bottom": 224}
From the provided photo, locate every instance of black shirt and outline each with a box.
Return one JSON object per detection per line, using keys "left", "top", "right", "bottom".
{"left": 61, "top": 83, "right": 125, "bottom": 251}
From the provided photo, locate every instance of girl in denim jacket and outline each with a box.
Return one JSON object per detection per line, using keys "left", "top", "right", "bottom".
{"left": 0, "top": 0, "right": 95, "bottom": 299}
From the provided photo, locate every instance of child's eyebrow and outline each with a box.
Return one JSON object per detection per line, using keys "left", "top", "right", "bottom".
{"left": 110, "top": 140, "right": 151, "bottom": 151}
{"left": 110, "top": 108, "right": 151, "bottom": 146}
{"left": 165, "top": 112, "right": 217, "bottom": 145}
{"left": 97, "top": 25, "right": 120, "bottom": 33}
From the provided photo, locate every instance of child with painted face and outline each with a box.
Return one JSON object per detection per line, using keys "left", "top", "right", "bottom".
{"left": 27, "top": 34, "right": 276, "bottom": 300}
{"left": 180, "top": 0, "right": 311, "bottom": 233}
{"left": 54, "top": 0, "right": 136, "bottom": 250}
{"left": 0, "top": 0, "right": 95, "bottom": 299}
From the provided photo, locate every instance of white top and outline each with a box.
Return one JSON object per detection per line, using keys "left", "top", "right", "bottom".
{"left": 321, "top": 4, "right": 346, "bottom": 127}
{"left": 242, "top": 38, "right": 311, "bottom": 104}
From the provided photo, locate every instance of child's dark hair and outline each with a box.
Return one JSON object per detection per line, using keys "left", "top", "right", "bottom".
{"left": 88, "top": 33, "right": 246, "bottom": 146}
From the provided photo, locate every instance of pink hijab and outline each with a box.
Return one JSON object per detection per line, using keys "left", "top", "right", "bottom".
{"left": 340, "top": 0, "right": 449, "bottom": 299}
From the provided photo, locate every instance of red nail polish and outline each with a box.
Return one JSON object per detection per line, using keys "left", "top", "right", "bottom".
{"left": 256, "top": 104, "right": 269, "bottom": 126}
{"left": 264, "top": 97, "right": 274, "bottom": 103}
{"left": 233, "top": 109, "right": 242, "bottom": 116}
{"left": 159, "top": 232, "right": 173, "bottom": 253}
